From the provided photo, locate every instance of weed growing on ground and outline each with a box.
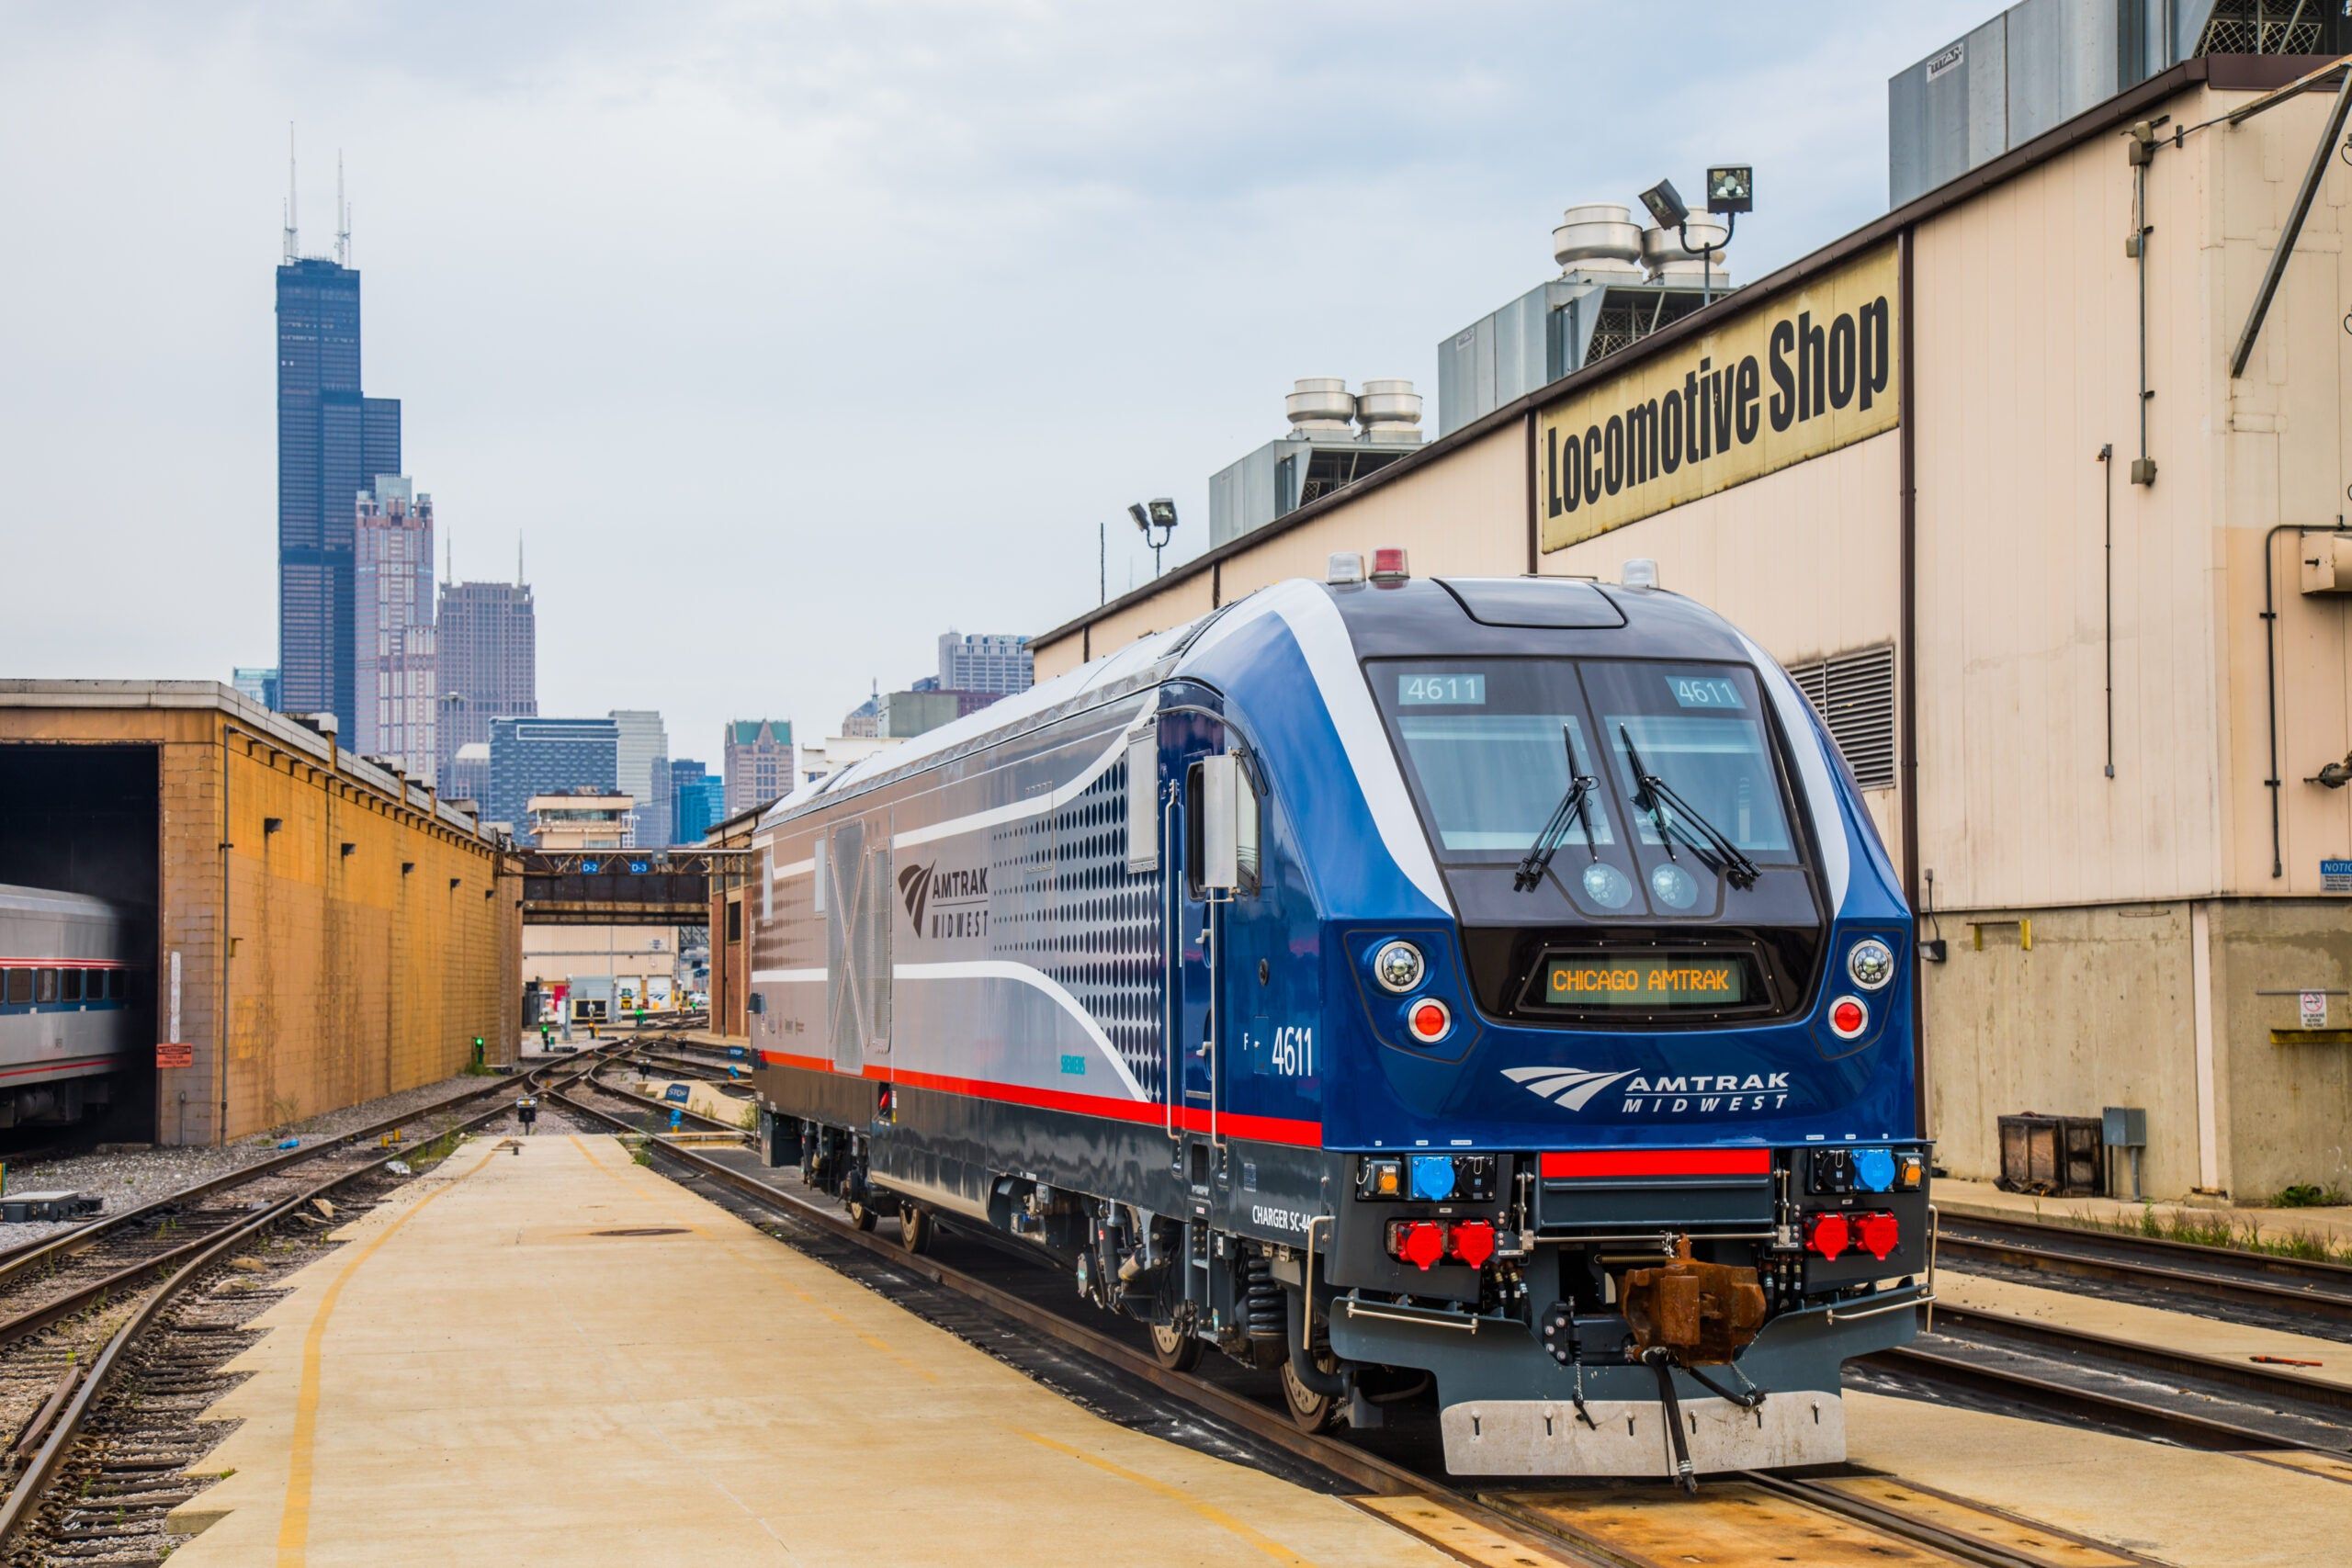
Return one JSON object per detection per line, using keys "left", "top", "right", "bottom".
{"left": 2054, "top": 1201, "right": 2352, "bottom": 1264}
{"left": 629, "top": 1141, "right": 654, "bottom": 1168}
{"left": 409, "top": 1128, "right": 466, "bottom": 1171}
{"left": 2274, "top": 1182, "right": 2349, "bottom": 1209}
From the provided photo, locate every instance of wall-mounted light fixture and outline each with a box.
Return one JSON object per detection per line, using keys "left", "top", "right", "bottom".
{"left": 401, "top": 861, "right": 415, "bottom": 875}
{"left": 262, "top": 817, "right": 284, "bottom": 836}
{"left": 340, "top": 841, "right": 356, "bottom": 857}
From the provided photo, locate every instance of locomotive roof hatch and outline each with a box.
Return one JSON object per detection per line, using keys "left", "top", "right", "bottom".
{"left": 1433, "top": 577, "right": 1627, "bottom": 630}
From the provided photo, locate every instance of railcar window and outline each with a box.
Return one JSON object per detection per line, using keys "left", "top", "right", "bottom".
{"left": 1394, "top": 711, "right": 1613, "bottom": 852}
{"left": 1235, "top": 756, "right": 1262, "bottom": 897}
{"left": 105, "top": 970, "right": 126, "bottom": 1000}
{"left": 85, "top": 970, "right": 107, "bottom": 1001}
{"left": 3, "top": 969, "right": 27, "bottom": 1005}
{"left": 62, "top": 970, "right": 83, "bottom": 1002}
{"left": 37, "top": 969, "right": 58, "bottom": 1004}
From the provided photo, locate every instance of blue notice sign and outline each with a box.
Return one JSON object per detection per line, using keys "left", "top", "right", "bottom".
{"left": 580, "top": 860, "right": 600, "bottom": 874}
{"left": 726, "top": 1044, "right": 746, "bottom": 1059}
{"left": 628, "top": 860, "right": 650, "bottom": 874}
{"left": 2324, "top": 859, "right": 2352, "bottom": 893}
{"left": 663, "top": 1082, "right": 691, "bottom": 1104}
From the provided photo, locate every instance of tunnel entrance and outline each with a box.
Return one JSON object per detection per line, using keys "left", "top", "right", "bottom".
{"left": 0, "top": 744, "right": 161, "bottom": 1148}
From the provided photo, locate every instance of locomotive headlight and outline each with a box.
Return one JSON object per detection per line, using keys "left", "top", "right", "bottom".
{"left": 1847, "top": 938, "right": 1895, "bottom": 991}
{"left": 1372, "top": 940, "right": 1425, "bottom": 994}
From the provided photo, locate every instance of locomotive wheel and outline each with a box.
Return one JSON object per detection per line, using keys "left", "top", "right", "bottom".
{"left": 899, "top": 1201, "right": 934, "bottom": 1255}
{"left": 843, "top": 1196, "right": 879, "bottom": 1232}
{"left": 1281, "top": 1352, "right": 1344, "bottom": 1432}
{"left": 1148, "top": 1320, "right": 1202, "bottom": 1372}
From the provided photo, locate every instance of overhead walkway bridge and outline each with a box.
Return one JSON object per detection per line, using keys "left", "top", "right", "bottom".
{"left": 518, "top": 847, "right": 752, "bottom": 924}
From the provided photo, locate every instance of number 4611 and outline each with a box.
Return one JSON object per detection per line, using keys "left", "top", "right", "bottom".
{"left": 1270, "top": 1025, "right": 1313, "bottom": 1077}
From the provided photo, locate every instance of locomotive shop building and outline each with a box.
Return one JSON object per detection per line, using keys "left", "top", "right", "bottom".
{"left": 0, "top": 681, "right": 522, "bottom": 1145}
{"left": 1035, "top": 49, "right": 2352, "bottom": 1202}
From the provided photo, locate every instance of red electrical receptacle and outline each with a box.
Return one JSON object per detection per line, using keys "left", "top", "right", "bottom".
{"left": 1389, "top": 1219, "right": 1449, "bottom": 1270}
{"left": 1856, "top": 1211, "right": 1900, "bottom": 1259}
{"left": 1449, "top": 1220, "right": 1497, "bottom": 1269}
{"left": 1805, "top": 1212, "right": 1851, "bottom": 1261}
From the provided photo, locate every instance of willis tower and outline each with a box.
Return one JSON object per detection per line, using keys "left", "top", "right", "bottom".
{"left": 277, "top": 148, "right": 399, "bottom": 734}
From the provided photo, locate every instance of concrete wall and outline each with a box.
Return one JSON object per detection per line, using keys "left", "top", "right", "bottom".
{"left": 0, "top": 685, "right": 519, "bottom": 1145}
{"left": 2206, "top": 899, "right": 2352, "bottom": 1199}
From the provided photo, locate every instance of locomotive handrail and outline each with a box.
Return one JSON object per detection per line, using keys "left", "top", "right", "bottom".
{"left": 1825, "top": 1287, "right": 1934, "bottom": 1323}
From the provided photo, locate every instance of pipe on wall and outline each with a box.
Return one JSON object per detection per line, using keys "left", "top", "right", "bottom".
{"left": 1897, "top": 226, "right": 1926, "bottom": 1139}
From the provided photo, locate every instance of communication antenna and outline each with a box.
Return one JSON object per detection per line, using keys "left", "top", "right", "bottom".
{"left": 444, "top": 534, "right": 453, "bottom": 587}
{"left": 335, "top": 151, "right": 350, "bottom": 266}
{"left": 284, "top": 123, "right": 299, "bottom": 263}
{"left": 516, "top": 533, "right": 526, "bottom": 587}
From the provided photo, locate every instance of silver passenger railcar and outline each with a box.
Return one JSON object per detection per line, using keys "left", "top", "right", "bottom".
{"left": 0, "top": 884, "right": 140, "bottom": 1129}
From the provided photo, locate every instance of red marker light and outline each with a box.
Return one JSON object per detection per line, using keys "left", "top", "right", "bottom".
{"left": 1828, "top": 997, "right": 1868, "bottom": 1039}
{"left": 1407, "top": 999, "right": 1452, "bottom": 1043}
{"left": 1450, "top": 1220, "right": 1497, "bottom": 1269}
{"left": 1857, "top": 1211, "right": 1901, "bottom": 1259}
{"left": 1391, "top": 1219, "right": 1448, "bottom": 1270}
{"left": 1805, "top": 1212, "right": 1850, "bottom": 1261}
{"left": 1371, "top": 547, "right": 1410, "bottom": 582}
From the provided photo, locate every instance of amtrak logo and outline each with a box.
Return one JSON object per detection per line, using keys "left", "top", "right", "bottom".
{"left": 1505, "top": 1066, "right": 1636, "bottom": 1111}
{"left": 1506, "top": 1065, "right": 1793, "bottom": 1116}
{"left": 897, "top": 863, "right": 935, "bottom": 930}
{"left": 899, "top": 862, "right": 989, "bottom": 939}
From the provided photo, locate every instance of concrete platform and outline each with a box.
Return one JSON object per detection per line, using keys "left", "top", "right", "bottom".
{"left": 1936, "top": 1176, "right": 2352, "bottom": 1248}
{"left": 160, "top": 1133, "right": 1458, "bottom": 1567}
{"left": 1844, "top": 1390, "right": 2347, "bottom": 1567}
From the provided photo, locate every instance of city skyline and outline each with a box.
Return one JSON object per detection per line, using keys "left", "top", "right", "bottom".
{"left": 0, "top": 3, "right": 1990, "bottom": 757}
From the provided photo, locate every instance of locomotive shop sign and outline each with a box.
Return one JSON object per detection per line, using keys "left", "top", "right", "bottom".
{"left": 1535, "top": 242, "right": 1900, "bottom": 551}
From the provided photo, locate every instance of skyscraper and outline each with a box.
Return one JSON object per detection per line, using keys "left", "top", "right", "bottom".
{"left": 436, "top": 577, "right": 537, "bottom": 787}
{"left": 231, "top": 667, "right": 281, "bottom": 710}
{"left": 488, "top": 717, "right": 618, "bottom": 842}
{"left": 670, "top": 759, "right": 724, "bottom": 845}
{"left": 277, "top": 244, "right": 400, "bottom": 733}
{"left": 722, "top": 720, "right": 795, "bottom": 818}
{"left": 610, "top": 709, "right": 670, "bottom": 851}
{"left": 938, "top": 631, "right": 1033, "bottom": 695}
{"left": 352, "top": 477, "right": 435, "bottom": 781}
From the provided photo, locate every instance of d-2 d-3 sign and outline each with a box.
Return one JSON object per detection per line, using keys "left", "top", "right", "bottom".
{"left": 1535, "top": 243, "right": 1901, "bottom": 551}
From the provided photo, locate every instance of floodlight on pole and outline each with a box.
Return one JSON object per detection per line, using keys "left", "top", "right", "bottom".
{"left": 1640, "top": 167, "right": 1751, "bottom": 308}
{"left": 1131, "top": 498, "right": 1178, "bottom": 579}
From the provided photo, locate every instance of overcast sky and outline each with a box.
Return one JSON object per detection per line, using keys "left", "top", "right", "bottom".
{"left": 0, "top": 1, "right": 1990, "bottom": 767}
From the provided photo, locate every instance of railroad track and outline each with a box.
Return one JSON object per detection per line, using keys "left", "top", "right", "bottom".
{"left": 1934, "top": 1211, "right": 2352, "bottom": 1333}
{"left": 550, "top": 1081, "right": 2134, "bottom": 1568}
{"left": 0, "top": 1049, "right": 611, "bottom": 1554}
{"left": 628, "top": 1048, "right": 752, "bottom": 1085}
{"left": 1866, "top": 1298, "right": 2352, "bottom": 1455}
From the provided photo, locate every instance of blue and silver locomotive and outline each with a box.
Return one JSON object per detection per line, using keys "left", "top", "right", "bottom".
{"left": 0, "top": 884, "right": 141, "bottom": 1130}
{"left": 749, "top": 558, "right": 1927, "bottom": 1480}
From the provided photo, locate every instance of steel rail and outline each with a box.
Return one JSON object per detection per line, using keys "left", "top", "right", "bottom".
{"left": 0, "top": 1053, "right": 600, "bottom": 1547}
{"left": 582, "top": 1066, "right": 747, "bottom": 1136}
{"left": 549, "top": 1083, "right": 2077, "bottom": 1568}
{"left": 1865, "top": 1343, "right": 2332, "bottom": 1453}
{"left": 1937, "top": 1211, "right": 2352, "bottom": 1304}
{"left": 1923, "top": 1302, "right": 2352, "bottom": 1418}
{"left": 0, "top": 1051, "right": 609, "bottom": 1281}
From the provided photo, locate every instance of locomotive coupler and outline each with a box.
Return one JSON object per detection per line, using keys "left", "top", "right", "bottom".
{"left": 1616, "top": 1236, "right": 1767, "bottom": 1365}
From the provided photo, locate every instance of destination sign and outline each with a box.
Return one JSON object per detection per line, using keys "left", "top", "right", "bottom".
{"left": 1537, "top": 953, "right": 1751, "bottom": 1010}
{"left": 1534, "top": 243, "right": 1901, "bottom": 550}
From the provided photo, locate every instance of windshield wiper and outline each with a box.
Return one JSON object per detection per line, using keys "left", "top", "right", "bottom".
{"left": 1513, "top": 727, "right": 1600, "bottom": 893}
{"left": 1617, "top": 724, "right": 1762, "bottom": 890}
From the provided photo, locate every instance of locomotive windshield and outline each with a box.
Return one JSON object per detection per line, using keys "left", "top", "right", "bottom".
{"left": 1374, "top": 658, "right": 1805, "bottom": 917}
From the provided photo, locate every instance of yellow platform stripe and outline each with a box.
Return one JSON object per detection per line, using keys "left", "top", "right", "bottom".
{"left": 275, "top": 1145, "right": 499, "bottom": 1566}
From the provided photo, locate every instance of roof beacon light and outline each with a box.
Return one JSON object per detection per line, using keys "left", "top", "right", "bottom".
{"left": 1327, "top": 551, "right": 1366, "bottom": 586}
{"left": 1622, "top": 558, "right": 1660, "bottom": 589}
{"left": 1371, "top": 547, "right": 1410, "bottom": 583}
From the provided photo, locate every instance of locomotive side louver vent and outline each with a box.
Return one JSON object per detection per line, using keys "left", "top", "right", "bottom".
{"left": 1787, "top": 644, "right": 1895, "bottom": 790}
